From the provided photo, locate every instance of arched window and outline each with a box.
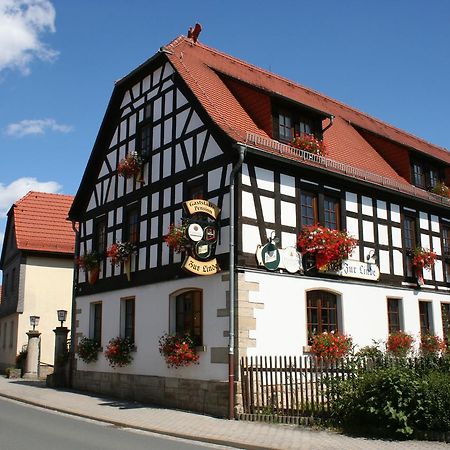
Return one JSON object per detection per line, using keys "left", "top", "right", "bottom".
{"left": 171, "top": 290, "right": 202, "bottom": 346}
{"left": 307, "top": 291, "right": 338, "bottom": 343}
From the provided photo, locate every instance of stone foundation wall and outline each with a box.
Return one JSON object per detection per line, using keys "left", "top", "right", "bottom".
{"left": 72, "top": 370, "right": 230, "bottom": 417}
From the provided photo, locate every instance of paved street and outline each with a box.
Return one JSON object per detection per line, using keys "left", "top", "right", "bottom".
{"left": 0, "top": 398, "right": 235, "bottom": 450}
{"left": 0, "top": 376, "right": 448, "bottom": 449}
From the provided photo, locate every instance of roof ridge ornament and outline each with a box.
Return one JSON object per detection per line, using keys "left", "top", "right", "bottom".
{"left": 187, "top": 23, "right": 202, "bottom": 43}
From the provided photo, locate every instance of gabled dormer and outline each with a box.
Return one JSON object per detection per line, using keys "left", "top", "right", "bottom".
{"left": 410, "top": 153, "right": 445, "bottom": 191}
{"left": 271, "top": 98, "right": 325, "bottom": 144}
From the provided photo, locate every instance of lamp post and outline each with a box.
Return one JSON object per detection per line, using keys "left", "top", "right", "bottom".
{"left": 24, "top": 315, "right": 41, "bottom": 379}
{"left": 53, "top": 309, "right": 70, "bottom": 388}
{"left": 29, "top": 315, "right": 40, "bottom": 331}
{"left": 57, "top": 310, "right": 67, "bottom": 328}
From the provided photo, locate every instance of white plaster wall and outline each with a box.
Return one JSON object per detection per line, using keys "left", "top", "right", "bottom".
{"left": 19, "top": 256, "right": 73, "bottom": 365}
{"left": 75, "top": 274, "right": 228, "bottom": 381}
{"left": 243, "top": 270, "right": 450, "bottom": 356}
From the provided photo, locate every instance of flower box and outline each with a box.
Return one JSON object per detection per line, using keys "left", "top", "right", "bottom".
{"left": 297, "top": 224, "right": 358, "bottom": 272}
{"left": 159, "top": 333, "right": 200, "bottom": 368}
{"left": 290, "top": 132, "right": 327, "bottom": 156}
{"left": 104, "top": 336, "right": 134, "bottom": 368}
{"left": 310, "top": 331, "right": 353, "bottom": 360}
{"left": 386, "top": 332, "right": 414, "bottom": 357}
{"left": 77, "top": 337, "right": 102, "bottom": 364}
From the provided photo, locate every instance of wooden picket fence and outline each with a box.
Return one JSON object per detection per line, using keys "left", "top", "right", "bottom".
{"left": 239, "top": 355, "right": 450, "bottom": 423}
{"left": 240, "top": 355, "right": 369, "bottom": 418}
{"left": 241, "top": 356, "right": 337, "bottom": 417}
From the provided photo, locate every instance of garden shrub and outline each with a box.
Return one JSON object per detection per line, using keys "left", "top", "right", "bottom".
{"left": 331, "top": 357, "right": 450, "bottom": 438}
{"left": 331, "top": 366, "right": 427, "bottom": 437}
{"left": 419, "top": 371, "right": 450, "bottom": 432}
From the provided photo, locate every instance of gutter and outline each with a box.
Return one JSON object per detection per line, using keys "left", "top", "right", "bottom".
{"left": 68, "top": 221, "right": 80, "bottom": 388}
{"left": 228, "top": 143, "right": 246, "bottom": 420}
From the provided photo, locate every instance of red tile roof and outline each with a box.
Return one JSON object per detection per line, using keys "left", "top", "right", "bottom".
{"left": 164, "top": 36, "right": 450, "bottom": 180}
{"left": 13, "top": 192, "right": 75, "bottom": 254}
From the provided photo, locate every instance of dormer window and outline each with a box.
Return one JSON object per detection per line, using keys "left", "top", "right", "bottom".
{"left": 278, "top": 114, "right": 292, "bottom": 141}
{"left": 273, "top": 99, "right": 320, "bottom": 144}
{"left": 411, "top": 158, "right": 442, "bottom": 190}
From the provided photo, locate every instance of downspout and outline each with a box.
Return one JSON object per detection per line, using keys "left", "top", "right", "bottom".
{"left": 68, "top": 220, "right": 80, "bottom": 388}
{"left": 322, "top": 115, "right": 334, "bottom": 134}
{"left": 228, "top": 143, "right": 246, "bottom": 420}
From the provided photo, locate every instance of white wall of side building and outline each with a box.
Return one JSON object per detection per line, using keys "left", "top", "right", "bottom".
{"left": 243, "top": 270, "right": 450, "bottom": 356}
{"left": 75, "top": 273, "right": 229, "bottom": 381}
{"left": 19, "top": 256, "right": 73, "bottom": 365}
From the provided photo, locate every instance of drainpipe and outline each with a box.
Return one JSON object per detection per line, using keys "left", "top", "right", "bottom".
{"left": 322, "top": 115, "right": 334, "bottom": 134}
{"left": 68, "top": 220, "right": 80, "bottom": 388}
{"left": 228, "top": 143, "right": 246, "bottom": 420}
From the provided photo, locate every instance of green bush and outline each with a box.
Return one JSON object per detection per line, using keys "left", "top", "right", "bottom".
{"left": 419, "top": 371, "right": 450, "bottom": 432}
{"left": 331, "top": 366, "right": 427, "bottom": 437}
{"left": 331, "top": 358, "right": 450, "bottom": 438}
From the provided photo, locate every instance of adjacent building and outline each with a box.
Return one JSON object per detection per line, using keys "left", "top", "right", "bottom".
{"left": 0, "top": 192, "right": 75, "bottom": 372}
{"left": 68, "top": 35, "right": 450, "bottom": 416}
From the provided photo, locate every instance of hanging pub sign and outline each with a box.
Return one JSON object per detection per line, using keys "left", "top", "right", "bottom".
{"left": 181, "top": 199, "right": 221, "bottom": 276}
{"left": 256, "top": 239, "right": 281, "bottom": 271}
{"left": 256, "top": 236, "right": 303, "bottom": 274}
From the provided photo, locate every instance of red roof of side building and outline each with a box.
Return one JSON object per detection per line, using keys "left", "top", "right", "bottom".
{"left": 164, "top": 36, "right": 450, "bottom": 177}
{"left": 13, "top": 192, "right": 75, "bottom": 255}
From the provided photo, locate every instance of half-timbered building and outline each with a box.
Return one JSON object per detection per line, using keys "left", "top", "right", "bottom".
{"left": 68, "top": 35, "right": 450, "bottom": 417}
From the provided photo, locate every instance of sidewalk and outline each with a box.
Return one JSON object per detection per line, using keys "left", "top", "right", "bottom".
{"left": 0, "top": 376, "right": 447, "bottom": 450}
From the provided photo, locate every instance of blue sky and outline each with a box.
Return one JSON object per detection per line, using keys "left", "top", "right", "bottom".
{"left": 0, "top": 0, "right": 450, "bottom": 266}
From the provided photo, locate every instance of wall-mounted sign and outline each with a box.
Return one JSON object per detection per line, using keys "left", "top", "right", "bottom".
{"left": 332, "top": 259, "right": 380, "bottom": 281}
{"left": 256, "top": 241, "right": 304, "bottom": 274}
{"left": 183, "top": 199, "right": 220, "bottom": 219}
{"left": 280, "top": 247, "right": 302, "bottom": 274}
{"left": 256, "top": 241, "right": 281, "bottom": 271}
{"left": 184, "top": 256, "right": 220, "bottom": 276}
{"left": 181, "top": 200, "right": 221, "bottom": 276}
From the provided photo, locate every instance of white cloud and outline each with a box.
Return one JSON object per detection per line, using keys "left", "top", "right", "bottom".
{"left": 0, "top": 0, "right": 58, "bottom": 74}
{"left": 0, "top": 177, "right": 62, "bottom": 217}
{"left": 5, "top": 118, "right": 73, "bottom": 137}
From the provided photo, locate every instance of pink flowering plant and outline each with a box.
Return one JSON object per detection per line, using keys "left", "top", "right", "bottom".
{"left": 106, "top": 242, "right": 136, "bottom": 266}
{"left": 297, "top": 224, "right": 358, "bottom": 271}
{"left": 412, "top": 247, "right": 437, "bottom": 270}
{"left": 117, "top": 152, "right": 143, "bottom": 179}
{"left": 386, "top": 332, "right": 414, "bottom": 357}
{"left": 291, "top": 132, "right": 327, "bottom": 156}
{"left": 104, "top": 336, "right": 134, "bottom": 368}
{"left": 164, "top": 223, "right": 189, "bottom": 253}
{"left": 158, "top": 333, "right": 199, "bottom": 368}
{"left": 420, "top": 334, "right": 446, "bottom": 356}
{"left": 310, "top": 331, "right": 353, "bottom": 360}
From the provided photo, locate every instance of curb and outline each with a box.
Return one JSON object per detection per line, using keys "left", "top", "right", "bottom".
{"left": 0, "top": 391, "right": 276, "bottom": 450}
